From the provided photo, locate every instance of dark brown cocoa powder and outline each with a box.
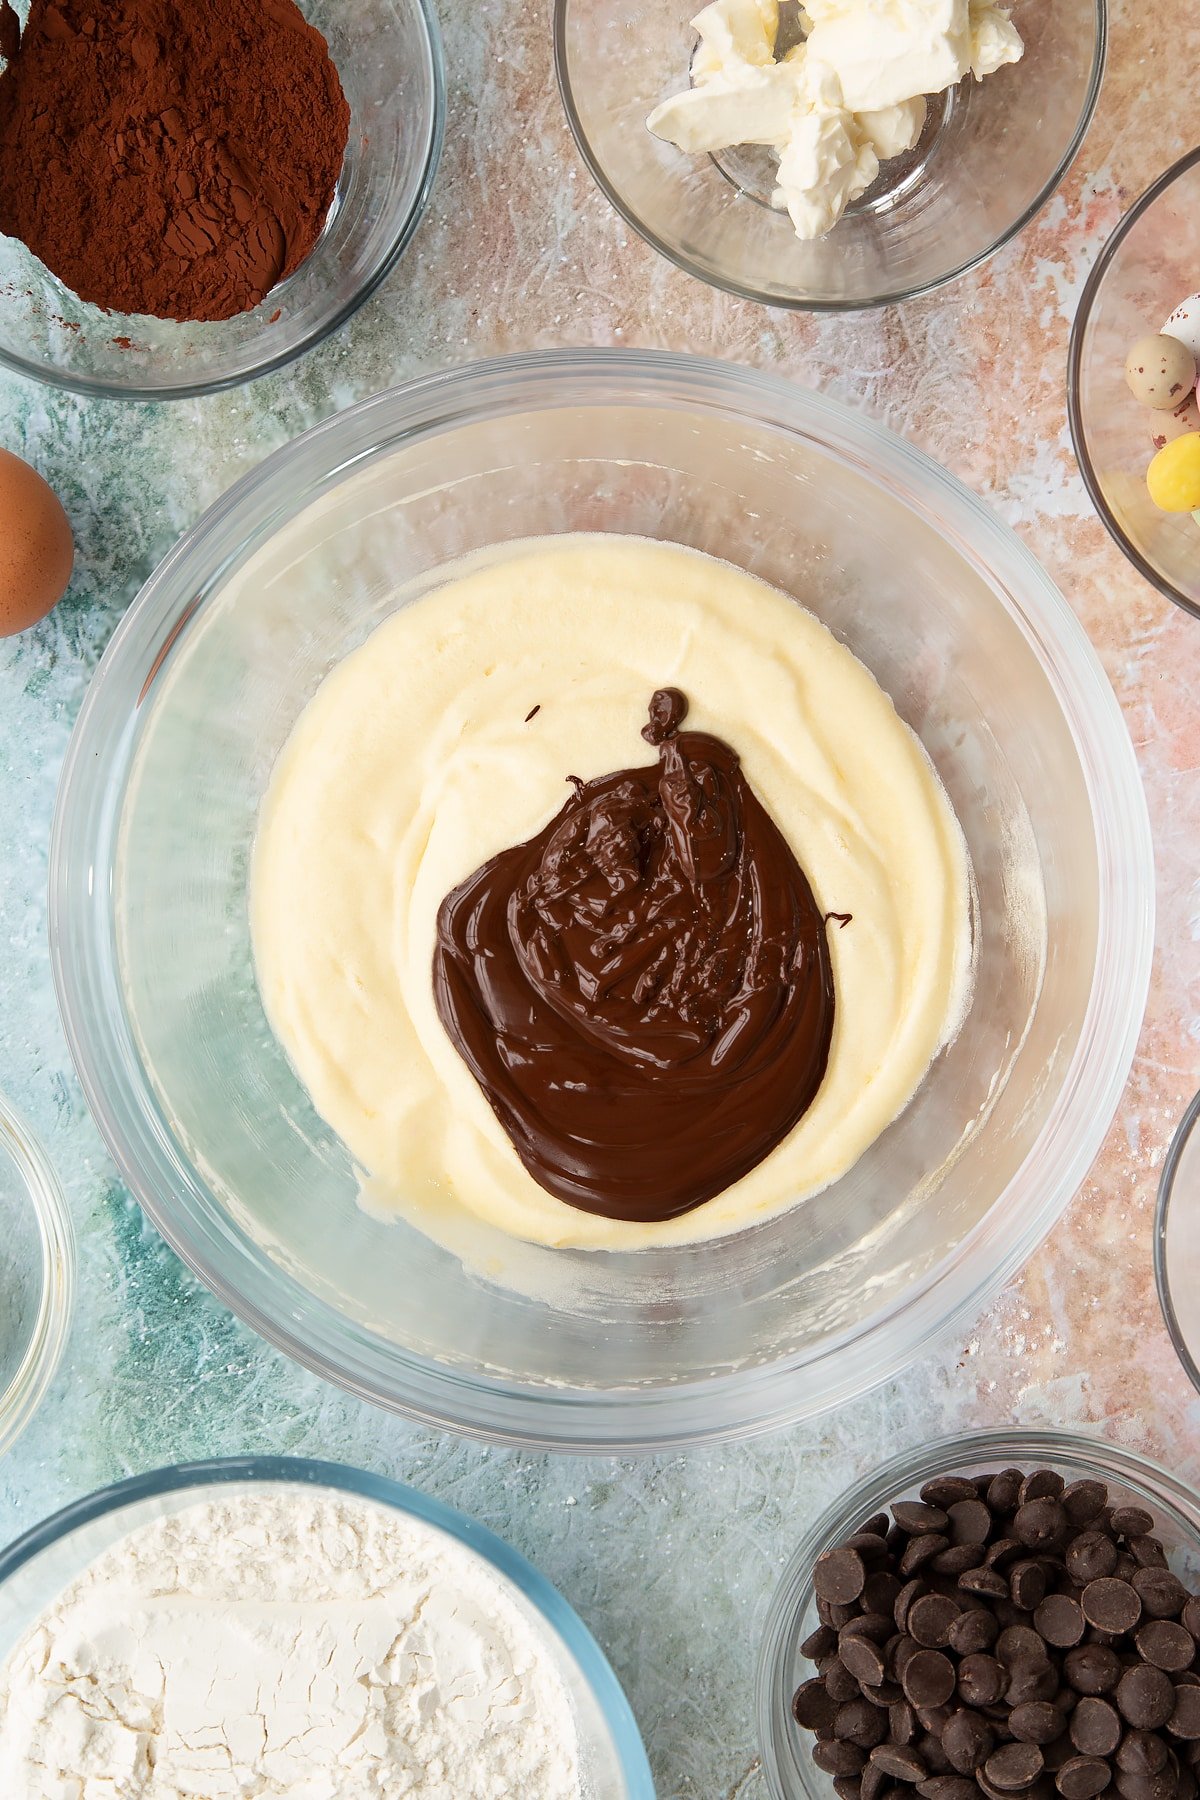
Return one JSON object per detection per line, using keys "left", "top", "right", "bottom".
{"left": 0, "top": 0, "right": 350, "bottom": 321}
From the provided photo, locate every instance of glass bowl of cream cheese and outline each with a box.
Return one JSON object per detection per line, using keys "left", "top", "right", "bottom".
{"left": 49, "top": 349, "right": 1150, "bottom": 1450}
{"left": 0, "top": 1092, "right": 73, "bottom": 1461}
{"left": 555, "top": 0, "right": 1106, "bottom": 310}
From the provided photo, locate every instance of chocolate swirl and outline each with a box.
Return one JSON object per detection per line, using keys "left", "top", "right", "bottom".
{"left": 432, "top": 690, "right": 837, "bottom": 1222}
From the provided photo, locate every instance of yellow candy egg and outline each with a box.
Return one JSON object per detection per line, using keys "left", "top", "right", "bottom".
{"left": 1147, "top": 433, "right": 1200, "bottom": 512}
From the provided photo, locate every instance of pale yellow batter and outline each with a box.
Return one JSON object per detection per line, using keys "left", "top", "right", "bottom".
{"left": 251, "top": 535, "right": 973, "bottom": 1251}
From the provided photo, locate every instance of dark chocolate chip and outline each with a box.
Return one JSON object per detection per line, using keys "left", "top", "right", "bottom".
{"left": 934, "top": 1546, "right": 988, "bottom": 1576}
{"left": 917, "top": 1779, "right": 979, "bottom": 1800}
{"left": 837, "top": 1699, "right": 891, "bottom": 1748}
{"left": 1181, "top": 1601, "right": 1200, "bottom": 1641}
{"left": 990, "top": 1542, "right": 1028, "bottom": 1571}
{"left": 897, "top": 1581, "right": 929, "bottom": 1631}
{"left": 910, "top": 1595, "right": 962, "bottom": 1649}
{"left": 862, "top": 1513, "right": 892, "bottom": 1537}
{"left": 1117, "top": 1734, "right": 1170, "bottom": 1777}
{"left": 986, "top": 1743, "right": 1047, "bottom": 1790}
{"left": 1062, "top": 1485, "right": 1111, "bottom": 1529}
{"left": 834, "top": 1779, "right": 863, "bottom": 1800}
{"left": 923, "top": 1478, "right": 986, "bottom": 1509}
{"left": 826, "top": 1658, "right": 863, "bottom": 1703}
{"left": 942, "top": 1709, "right": 996, "bottom": 1773}
{"left": 890, "top": 1700, "right": 919, "bottom": 1745}
{"left": 1008, "top": 1663, "right": 1063, "bottom": 1707}
{"left": 1022, "top": 1474, "right": 1068, "bottom": 1505}
{"left": 1056, "top": 1756, "right": 1114, "bottom": 1799}
{"left": 1071, "top": 1698, "right": 1123, "bottom": 1756}
{"left": 796, "top": 1677, "right": 840, "bottom": 1730}
{"left": 963, "top": 1569, "right": 1014, "bottom": 1600}
{"left": 1069, "top": 1537, "right": 1121, "bottom": 1586}
{"left": 1134, "top": 1572, "right": 1188, "bottom": 1622}
{"left": 863, "top": 1769, "right": 892, "bottom": 1800}
{"left": 893, "top": 1638, "right": 920, "bottom": 1681}
{"left": 1137, "top": 1624, "right": 1196, "bottom": 1675}
{"left": 871, "top": 1744, "right": 929, "bottom": 1783}
{"left": 949, "top": 1500, "right": 994, "bottom": 1546}
{"left": 844, "top": 1614, "right": 900, "bottom": 1645}
{"left": 866, "top": 1574, "right": 906, "bottom": 1617}
{"left": 1117, "top": 1667, "right": 1177, "bottom": 1731}
{"left": 1170, "top": 1688, "right": 1200, "bottom": 1741}
{"left": 1013, "top": 1563, "right": 1051, "bottom": 1611}
{"left": 818, "top": 1547, "right": 869, "bottom": 1604}
{"left": 1110, "top": 1511, "right": 1157, "bottom": 1541}
{"left": 1011, "top": 1704, "right": 1072, "bottom": 1745}
{"left": 918, "top": 1731, "right": 954, "bottom": 1775}
{"left": 903, "top": 1650, "right": 957, "bottom": 1708}
{"left": 1017, "top": 1502, "right": 1069, "bottom": 1551}
{"left": 1112, "top": 1767, "right": 1179, "bottom": 1800}
{"left": 894, "top": 1502, "right": 952, "bottom": 1535}
{"left": 1037, "top": 1596, "right": 1087, "bottom": 1649}
{"left": 816, "top": 1740, "right": 870, "bottom": 1775}
{"left": 1130, "top": 1541, "right": 1170, "bottom": 1573}
{"left": 988, "top": 1472, "right": 1027, "bottom": 1515}
{"left": 959, "top": 1654, "right": 1009, "bottom": 1706}
{"left": 1000, "top": 1628, "right": 1051, "bottom": 1668}
{"left": 1083, "top": 1581, "right": 1143, "bottom": 1635}
{"left": 949, "top": 1608, "right": 1001, "bottom": 1655}
{"left": 901, "top": 1537, "right": 953, "bottom": 1578}
{"left": 848, "top": 1533, "right": 894, "bottom": 1563}
{"left": 803, "top": 1624, "right": 839, "bottom": 1661}
{"left": 863, "top": 1681, "right": 906, "bottom": 1708}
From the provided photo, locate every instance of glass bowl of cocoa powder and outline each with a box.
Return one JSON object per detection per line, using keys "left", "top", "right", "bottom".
{"left": 0, "top": 0, "right": 444, "bottom": 399}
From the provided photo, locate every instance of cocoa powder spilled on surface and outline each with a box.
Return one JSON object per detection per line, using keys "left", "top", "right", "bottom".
{"left": 0, "top": 0, "right": 350, "bottom": 322}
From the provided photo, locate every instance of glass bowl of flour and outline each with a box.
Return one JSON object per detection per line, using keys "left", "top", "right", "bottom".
{"left": 49, "top": 350, "right": 1151, "bottom": 1449}
{"left": 554, "top": 0, "right": 1106, "bottom": 309}
{"left": 0, "top": 1457, "right": 654, "bottom": 1796}
{"left": 0, "top": 1092, "right": 73, "bottom": 1461}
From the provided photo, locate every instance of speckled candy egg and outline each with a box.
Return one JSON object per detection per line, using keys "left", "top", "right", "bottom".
{"left": 1150, "top": 391, "right": 1200, "bottom": 450}
{"left": 1148, "top": 433, "right": 1200, "bottom": 511}
{"left": 1163, "top": 292, "right": 1200, "bottom": 362}
{"left": 1125, "top": 333, "right": 1197, "bottom": 410}
{"left": 0, "top": 448, "right": 73, "bottom": 635}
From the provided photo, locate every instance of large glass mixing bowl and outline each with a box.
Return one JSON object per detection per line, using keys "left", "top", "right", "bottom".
{"left": 49, "top": 351, "right": 1152, "bottom": 1451}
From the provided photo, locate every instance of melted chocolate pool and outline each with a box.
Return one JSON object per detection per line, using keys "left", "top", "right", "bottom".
{"left": 432, "top": 690, "right": 837, "bottom": 1222}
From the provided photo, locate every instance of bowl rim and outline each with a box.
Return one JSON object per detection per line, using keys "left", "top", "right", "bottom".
{"left": 1154, "top": 1085, "right": 1200, "bottom": 1397}
{"left": 0, "top": 1092, "right": 74, "bottom": 1461}
{"left": 48, "top": 348, "right": 1154, "bottom": 1451}
{"left": 0, "top": 0, "right": 446, "bottom": 403}
{"left": 0, "top": 1453, "right": 655, "bottom": 1797}
{"left": 1067, "top": 143, "right": 1200, "bottom": 622}
{"left": 553, "top": 0, "right": 1108, "bottom": 313}
{"left": 755, "top": 1426, "right": 1200, "bottom": 1800}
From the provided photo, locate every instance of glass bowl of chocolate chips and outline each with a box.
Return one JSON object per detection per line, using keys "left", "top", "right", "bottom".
{"left": 760, "top": 1431, "right": 1200, "bottom": 1800}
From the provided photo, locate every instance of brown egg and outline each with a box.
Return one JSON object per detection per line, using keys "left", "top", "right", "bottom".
{"left": 0, "top": 446, "right": 74, "bottom": 636}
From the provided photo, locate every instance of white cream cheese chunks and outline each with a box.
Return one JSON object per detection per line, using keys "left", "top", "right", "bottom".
{"left": 647, "top": 0, "right": 1024, "bottom": 239}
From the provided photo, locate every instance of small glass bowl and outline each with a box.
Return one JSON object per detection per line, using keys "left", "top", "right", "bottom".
{"left": 554, "top": 0, "right": 1105, "bottom": 311}
{"left": 0, "top": 0, "right": 444, "bottom": 400}
{"left": 757, "top": 1428, "right": 1200, "bottom": 1800}
{"left": 1069, "top": 149, "right": 1200, "bottom": 619}
{"left": 0, "top": 1457, "right": 654, "bottom": 1798}
{"left": 1155, "top": 1088, "right": 1200, "bottom": 1394}
{"left": 0, "top": 1093, "right": 73, "bottom": 1460}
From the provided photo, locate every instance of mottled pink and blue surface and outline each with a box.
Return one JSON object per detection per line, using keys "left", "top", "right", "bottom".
{"left": 1, "top": 3, "right": 1198, "bottom": 1794}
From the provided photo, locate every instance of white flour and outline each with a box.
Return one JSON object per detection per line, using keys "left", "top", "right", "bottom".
{"left": 0, "top": 1488, "right": 583, "bottom": 1799}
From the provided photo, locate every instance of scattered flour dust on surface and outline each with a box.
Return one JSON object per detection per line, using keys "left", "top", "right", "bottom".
{"left": 0, "top": 1487, "right": 583, "bottom": 1799}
